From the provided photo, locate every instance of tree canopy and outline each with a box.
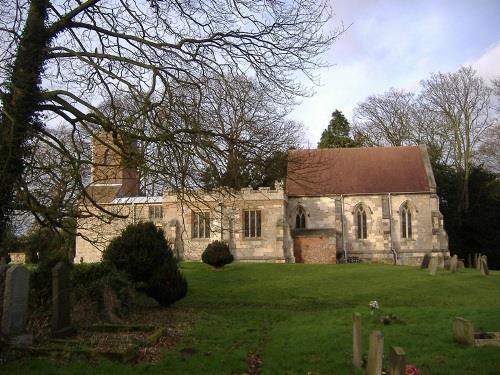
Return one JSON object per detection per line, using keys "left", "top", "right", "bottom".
{"left": 0, "top": 0, "right": 341, "bottom": 251}
{"left": 317, "top": 109, "right": 360, "bottom": 148}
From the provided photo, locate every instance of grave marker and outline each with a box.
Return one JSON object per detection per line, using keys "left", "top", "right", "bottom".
{"left": 420, "top": 253, "right": 431, "bottom": 269}
{"left": 449, "top": 255, "right": 458, "bottom": 273}
{"left": 428, "top": 257, "right": 438, "bottom": 276}
{"left": 389, "top": 346, "right": 406, "bottom": 375}
{"left": 1, "top": 265, "right": 32, "bottom": 345}
{"left": 352, "top": 312, "right": 362, "bottom": 368}
{"left": 52, "top": 262, "right": 75, "bottom": 337}
{"left": 367, "top": 330, "right": 384, "bottom": 375}
{"left": 453, "top": 317, "right": 474, "bottom": 346}
{"left": 480, "top": 256, "right": 489, "bottom": 276}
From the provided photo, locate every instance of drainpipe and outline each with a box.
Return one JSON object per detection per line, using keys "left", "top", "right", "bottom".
{"left": 388, "top": 193, "right": 397, "bottom": 264}
{"left": 341, "top": 194, "right": 347, "bottom": 261}
{"left": 132, "top": 202, "right": 136, "bottom": 224}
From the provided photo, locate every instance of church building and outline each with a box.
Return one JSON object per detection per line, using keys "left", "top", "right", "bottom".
{"left": 76, "top": 135, "right": 449, "bottom": 265}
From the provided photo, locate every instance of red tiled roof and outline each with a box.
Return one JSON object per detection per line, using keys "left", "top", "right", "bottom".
{"left": 286, "top": 146, "right": 431, "bottom": 196}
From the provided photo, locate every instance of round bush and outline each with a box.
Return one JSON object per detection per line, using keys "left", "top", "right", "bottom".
{"left": 103, "top": 222, "right": 171, "bottom": 283}
{"left": 202, "top": 241, "right": 234, "bottom": 268}
{"left": 146, "top": 261, "right": 188, "bottom": 306}
{"left": 103, "top": 222, "right": 187, "bottom": 306}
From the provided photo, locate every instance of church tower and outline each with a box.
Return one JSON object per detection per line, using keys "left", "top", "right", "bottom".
{"left": 91, "top": 132, "right": 140, "bottom": 198}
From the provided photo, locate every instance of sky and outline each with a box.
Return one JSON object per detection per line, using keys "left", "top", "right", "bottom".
{"left": 291, "top": 0, "right": 500, "bottom": 145}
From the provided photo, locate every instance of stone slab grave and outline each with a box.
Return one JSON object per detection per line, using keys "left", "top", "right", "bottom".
{"left": 52, "top": 262, "right": 76, "bottom": 337}
{"left": 352, "top": 312, "right": 362, "bottom": 368}
{"left": 367, "top": 330, "right": 384, "bottom": 375}
{"left": 10, "top": 324, "right": 169, "bottom": 363}
{"left": 389, "top": 346, "right": 406, "bottom": 375}
{"left": 420, "top": 253, "right": 431, "bottom": 269}
{"left": 480, "top": 255, "right": 489, "bottom": 276}
{"left": 428, "top": 256, "right": 438, "bottom": 275}
{"left": 449, "top": 254, "right": 458, "bottom": 273}
{"left": 1, "top": 265, "right": 33, "bottom": 345}
{"left": 453, "top": 317, "right": 500, "bottom": 347}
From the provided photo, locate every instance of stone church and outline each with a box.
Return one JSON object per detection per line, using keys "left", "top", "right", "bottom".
{"left": 76, "top": 135, "right": 449, "bottom": 265}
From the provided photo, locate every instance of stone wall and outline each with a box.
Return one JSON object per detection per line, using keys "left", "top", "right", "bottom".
{"left": 76, "top": 187, "right": 290, "bottom": 263}
{"left": 288, "top": 193, "right": 449, "bottom": 265}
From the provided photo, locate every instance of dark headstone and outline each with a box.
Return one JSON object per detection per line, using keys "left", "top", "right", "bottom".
{"left": 421, "top": 253, "right": 431, "bottom": 269}
{"left": 467, "top": 253, "right": 472, "bottom": 268}
{"left": 52, "top": 262, "right": 75, "bottom": 337}
{"left": 1, "top": 265, "right": 32, "bottom": 345}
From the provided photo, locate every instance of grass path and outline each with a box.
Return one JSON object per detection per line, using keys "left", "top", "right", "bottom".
{"left": 2, "top": 263, "right": 500, "bottom": 374}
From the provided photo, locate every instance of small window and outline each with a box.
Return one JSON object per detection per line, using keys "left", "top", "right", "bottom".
{"left": 103, "top": 149, "right": 110, "bottom": 164}
{"left": 148, "top": 205, "right": 163, "bottom": 219}
{"left": 192, "top": 211, "right": 210, "bottom": 239}
{"left": 356, "top": 207, "right": 367, "bottom": 239}
{"left": 295, "top": 207, "right": 306, "bottom": 229}
{"left": 244, "top": 210, "right": 261, "bottom": 238}
{"left": 401, "top": 203, "right": 412, "bottom": 239}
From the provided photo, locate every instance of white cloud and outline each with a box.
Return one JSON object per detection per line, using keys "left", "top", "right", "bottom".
{"left": 470, "top": 42, "right": 500, "bottom": 81}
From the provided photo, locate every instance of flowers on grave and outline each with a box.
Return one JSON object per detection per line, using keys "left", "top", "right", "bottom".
{"left": 369, "top": 300, "right": 379, "bottom": 315}
{"left": 405, "top": 364, "right": 421, "bottom": 375}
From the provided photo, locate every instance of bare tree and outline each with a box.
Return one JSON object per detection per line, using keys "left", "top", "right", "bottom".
{"left": 0, "top": 0, "right": 341, "bottom": 249}
{"left": 352, "top": 88, "right": 416, "bottom": 147}
{"left": 421, "top": 66, "right": 493, "bottom": 211}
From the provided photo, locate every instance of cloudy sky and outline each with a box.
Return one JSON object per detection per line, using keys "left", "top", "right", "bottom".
{"left": 291, "top": 0, "right": 500, "bottom": 145}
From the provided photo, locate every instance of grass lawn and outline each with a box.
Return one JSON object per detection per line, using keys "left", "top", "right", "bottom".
{"left": 2, "top": 263, "right": 500, "bottom": 374}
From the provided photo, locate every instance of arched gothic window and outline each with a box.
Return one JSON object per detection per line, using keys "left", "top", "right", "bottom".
{"left": 356, "top": 207, "right": 367, "bottom": 239}
{"left": 401, "top": 203, "right": 412, "bottom": 239}
{"left": 296, "top": 207, "right": 306, "bottom": 229}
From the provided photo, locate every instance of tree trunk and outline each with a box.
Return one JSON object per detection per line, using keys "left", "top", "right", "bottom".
{"left": 0, "top": 0, "right": 51, "bottom": 252}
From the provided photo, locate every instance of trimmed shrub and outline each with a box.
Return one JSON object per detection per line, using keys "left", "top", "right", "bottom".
{"left": 146, "top": 261, "right": 187, "bottom": 306}
{"left": 103, "top": 222, "right": 187, "bottom": 306}
{"left": 103, "top": 222, "right": 171, "bottom": 283}
{"left": 202, "top": 241, "right": 234, "bottom": 268}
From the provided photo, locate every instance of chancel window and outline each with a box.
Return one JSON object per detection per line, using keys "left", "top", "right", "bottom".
{"left": 148, "top": 205, "right": 163, "bottom": 219}
{"left": 401, "top": 203, "right": 412, "bottom": 239}
{"left": 244, "top": 210, "right": 261, "bottom": 238}
{"left": 192, "top": 211, "right": 210, "bottom": 239}
{"left": 295, "top": 207, "right": 306, "bottom": 229}
{"left": 356, "top": 207, "right": 367, "bottom": 239}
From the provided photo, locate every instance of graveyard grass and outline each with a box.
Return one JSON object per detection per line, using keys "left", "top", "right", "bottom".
{"left": 3, "top": 263, "right": 500, "bottom": 374}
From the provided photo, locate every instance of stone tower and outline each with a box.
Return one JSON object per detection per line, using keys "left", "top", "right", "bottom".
{"left": 91, "top": 132, "right": 140, "bottom": 198}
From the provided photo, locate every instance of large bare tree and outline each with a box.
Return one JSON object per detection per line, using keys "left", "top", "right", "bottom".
{"left": 421, "top": 66, "right": 493, "bottom": 211}
{"left": 0, "top": 0, "right": 341, "bottom": 249}
{"left": 352, "top": 88, "right": 416, "bottom": 147}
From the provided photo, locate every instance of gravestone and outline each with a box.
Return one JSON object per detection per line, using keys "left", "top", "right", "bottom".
{"left": 449, "top": 255, "right": 458, "bottom": 273}
{"left": 480, "top": 256, "right": 489, "bottom": 276}
{"left": 476, "top": 253, "right": 481, "bottom": 270}
{"left": 437, "top": 254, "right": 444, "bottom": 269}
{"left": 1, "top": 265, "right": 32, "bottom": 345}
{"left": 453, "top": 317, "right": 474, "bottom": 346}
{"left": 420, "top": 253, "right": 431, "bottom": 269}
{"left": 52, "top": 262, "right": 75, "bottom": 337}
{"left": 457, "top": 260, "right": 465, "bottom": 269}
{"left": 467, "top": 253, "right": 472, "bottom": 268}
{"left": 352, "top": 312, "right": 362, "bottom": 368}
{"left": 367, "top": 330, "right": 384, "bottom": 375}
{"left": 389, "top": 346, "right": 406, "bottom": 375}
{"left": 428, "top": 257, "right": 438, "bottom": 276}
